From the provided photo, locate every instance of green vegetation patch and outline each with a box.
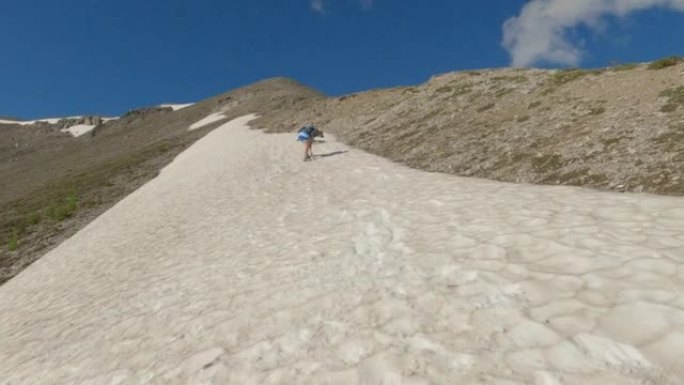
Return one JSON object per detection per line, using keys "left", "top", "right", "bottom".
{"left": 46, "top": 191, "right": 79, "bottom": 222}
{"left": 492, "top": 75, "right": 528, "bottom": 83}
{"left": 1, "top": 138, "right": 186, "bottom": 265}
{"left": 549, "top": 69, "right": 600, "bottom": 85}
{"left": 659, "top": 86, "right": 684, "bottom": 112}
{"left": 647, "top": 56, "right": 683, "bottom": 70}
{"left": 7, "top": 229, "right": 17, "bottom": 252}
{"left": 435, "top": 82, "right": 473, "bottom": 97}
{"left": 494, "top": 88, "right": 514, "bottom": 98}
{"left": 542, "top": 68, "right": 605, "bottom": 95}
{"left": 611, "top": 63, "right": 639, "bottom": 71}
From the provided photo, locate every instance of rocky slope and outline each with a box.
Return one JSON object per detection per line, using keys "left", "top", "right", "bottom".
{"left": 1, "top": 59, "right": 683, "bottom": 283}
{"left": 255, "top": 60, "right": 684, "bottom": 196}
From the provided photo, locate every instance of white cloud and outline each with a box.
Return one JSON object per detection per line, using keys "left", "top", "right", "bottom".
{"left": 503, "top": 0, "right": 684, "bottom": 67}
{"left": 310, "top": 0, "right": 325, "bottom": 14}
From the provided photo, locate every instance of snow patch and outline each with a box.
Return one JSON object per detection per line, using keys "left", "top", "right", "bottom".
{"left": 61, "top": 124, "right": 96, "bottom": 137}
{"left": 0, "top": 117, "right": 77, "bottom": 126}
{"left": 160, "top": 103, "right": 194, "bottom": 111}
{"left": 189, "top": 112, "right": 226, "bottom": 131}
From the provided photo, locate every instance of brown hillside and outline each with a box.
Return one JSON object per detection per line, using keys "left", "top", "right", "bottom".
{"left": 254, "top": 63, "right": 684, "bottom": 196}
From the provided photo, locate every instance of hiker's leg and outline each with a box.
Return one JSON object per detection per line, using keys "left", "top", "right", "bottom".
{"left": 303, "top": 140, "right": 312, "bottom": 160}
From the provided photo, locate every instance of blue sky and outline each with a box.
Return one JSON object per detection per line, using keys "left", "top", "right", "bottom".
{"left": 1, "top": 0, "right": 683, "bottom": 119}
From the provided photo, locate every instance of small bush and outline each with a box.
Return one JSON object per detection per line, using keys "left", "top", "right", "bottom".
{"left": 28, "top": 212, "right": 41, "bottom": 226}
{"left": 543, "top": 68, "right": 605, "bottom": 94}
{"left": 8, "top": 229, "right": 18, "bottom": 252}
{"left": 549, "top": 69, "right": 587, "bottom": 86}
{"left": 612, "top": 63, "right": 639, "bottom": 71}
{"left": 477, "top": 103, "right": 495, "bottom": 112}
{"left": 495, "top": 88, "right": 514, "bottom": 98}
{"left": 453, "top": 84, "right": 473, "bottom": 96}
{"left": 47, "top": 191, "right": 78, "bottom": 221}
{"left": 647, "top": 56, "right": 683, "bottom": 70}
{"left": 492, "top": 75, "right": 528, "bottom": 83}
{"left": 517, "top": 115, "right": 530, "bottom": 123}
{"left": 529, "top": 101, "right": 542, "bottom": 109}
{"left": 659, "top": 86, "right": 684, "bottom": 112}
{"left": 589, "top": 107, "right": 606, "bottom": 115}
{"left": 661, "top": 103, "right": 678, "bottom": 113}
{"left": 436, "top": 86, "right": 453, "bottom": 93}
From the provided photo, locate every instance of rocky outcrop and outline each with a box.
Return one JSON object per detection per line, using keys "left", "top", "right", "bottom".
{"left": 120, "top": 106, "right": 173, "bottom": 122}
{"left": 53, "top": 116, "right": 104, "bottom": 130}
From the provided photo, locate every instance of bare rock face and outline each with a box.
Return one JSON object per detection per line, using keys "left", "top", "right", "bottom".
{"left": 53, "top": 116, "right": 104, "bottom": 129}
{"left": 120, "top": 106, "right": 173, "bottom": 122}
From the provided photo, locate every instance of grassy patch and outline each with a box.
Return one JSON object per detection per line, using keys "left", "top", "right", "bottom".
{"left": 532, "top": 153, "right": 564, "bottom": 171}
{"left": 647, "top": 56, "right": 683, "bottom": 70}
{"left": 3, "top": 137, "right": 169, "bottom": 239}
{"left": 549, "top": 69, "right": 589, "bottom": 85}
{"left": 542, "top": 68, "right": 604, "bottom": 95}
{"left": 494, "top": 88, "right": 514, "bottom": 98}
{"left": 529, "top": 101, "right": 542, "bottom": 109}
{"left": 28, "top": 212, "right": 41, "bottom": 226}
{"left": 602, "top": 137, "right": 621, "bottom": 147}
{"left": 611, "top": 63, "right": 639, "bottom": 71}
{"left": 659, "top": 86, "right": 684, "bottom": 112}
{"left": 7, "top": 229, "right": 17, "bottom": 252}
{"left": 46, "top": 191, "right": 79, "bottom": 222}
{"left": 492, "top": 75, "right": 528, "bottom": 83}
{"left": 435, "top": 82, "right": 473, "bottom": 97}
{"left": 517, "top": 115, "right": 530, "bottom": 123}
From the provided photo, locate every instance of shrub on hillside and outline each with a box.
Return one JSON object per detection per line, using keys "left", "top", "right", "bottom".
{"left": 611, "top": 63, "right": 640, "bottom": 71}
{"left": 659, "top": 86, "right": 684, "bottom": 112}
{"left": 647, "top": 56, "right": 683, "bottom": 70}
{"left": 8, "top": 229, "right": 17, "bottom": 252}
{"left": 47, "top": 191, "right": 78, "bottom": 221}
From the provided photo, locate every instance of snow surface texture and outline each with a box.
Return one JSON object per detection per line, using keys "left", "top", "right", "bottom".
{"left": 60, "top": 124, "right": 96, "bottom": 137}
{"left": 1, "top": 114, "right": 683, "bottom": 385}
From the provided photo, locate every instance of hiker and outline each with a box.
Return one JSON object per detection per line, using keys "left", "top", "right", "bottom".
{"left": 296, "top": 125, "right": 324, "bottom": 161}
